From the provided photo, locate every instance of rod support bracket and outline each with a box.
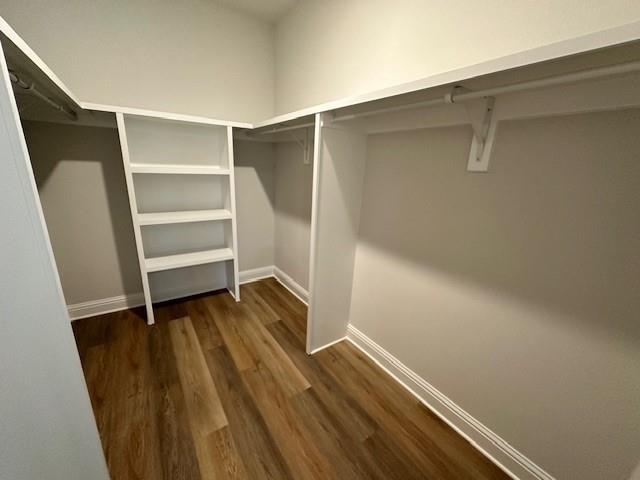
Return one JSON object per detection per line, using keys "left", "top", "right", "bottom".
{"left": 287, "top": 129, "right": 312, "bottom": 164}
{"left": 465, "top": 96, "right": 497, "bottom": 172}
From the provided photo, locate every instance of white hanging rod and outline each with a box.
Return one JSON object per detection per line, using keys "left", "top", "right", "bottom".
{"left": 332, "top": 59, "right": 640, "bottom": 123}
{"left": 253, "top": 121, "right": 315, "bottom": 135}
{"left": 9, "top": 70, "right": 77, "bottom": 121}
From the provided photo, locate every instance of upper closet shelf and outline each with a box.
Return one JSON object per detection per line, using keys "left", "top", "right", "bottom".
{"left": 145, "top": 247, "right": 234, "bottom": 273}
{"left": 137, "top": 209, "right": 232, "bottom": 226}
{"left": 130, "top": 163, "right": 231, "bottom": 175}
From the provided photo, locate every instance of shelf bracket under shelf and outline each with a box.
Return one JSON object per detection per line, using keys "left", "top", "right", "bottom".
{"left": 287, "top": 128, "right": 312, "bottom": 165}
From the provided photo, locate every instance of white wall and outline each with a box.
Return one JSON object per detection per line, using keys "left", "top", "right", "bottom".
{"left": 24, "top": 120, "right": 142, "bottom": 305}
{"left": 234, "top": 140, "right": 276, "bottom": 271}
{"left": 348, "top": 109, "right": 640, "bottom": 480}
{"left": 275, "top": 0, "right": 640, "bottom": 114}
{"left": 274, "top": 141, "right": 313, "bottom": 289}
{"left": 0, "top": 51, "right": 108, "bottom": 480}
{"left": 5, "top": 0, "right": 640, "bottom": 122}
{"left": 0, "top": 0, "right": 275, "bottom": 123}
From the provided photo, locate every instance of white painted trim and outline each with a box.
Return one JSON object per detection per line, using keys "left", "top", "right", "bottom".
{"left": 68, "top": 266, "right": 279, "bottom": 320}
{"left": 116, "top": 113, "right": 155, "bottom": 324}
{"left": 308, "top": 336, "right": 347, "bottom": 355}
{"left": 273, "top": 266, "right": 309, "bottom": 305}
{"left": 67, "top": 285, "right": 223, "bottom": 321}
{"left": 306, "top": 113, "right": 323, "bottom": 353}
{"left": 346, "top": 324, "right": 555, "bottom": 480}
{"left": 239, "top": 265, "right": 274, "bottom": 284}
{"left": 68, "top": 293, "right": 145, "bottom": 321}
{"left": 226, "top": 125, "right": 241, "bottom": 301}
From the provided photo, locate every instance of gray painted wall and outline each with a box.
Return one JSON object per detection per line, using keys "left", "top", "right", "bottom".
{"left": 275, "top": 0, "right": 640, "bottom": 113}
{"left": 348, "top": 109, "right": 640, "bottom": 480}
{"left": 24, "top": 120, "right": 142, "bottom": 305}
{"left": 0, "top": 0, "right": 275, "bottom": 123}
{"left": 24, "top": 127, "right": 280, "bottom": 308}
{"left": 274, "top": 141, "right": 314, "bottom": 289}
{"left": 234, "top": 140, "right": 276, "bottom": 272}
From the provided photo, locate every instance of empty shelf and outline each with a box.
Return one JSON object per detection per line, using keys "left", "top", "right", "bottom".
{"left": 145, "top": 248, "right": 234, "bottom": 272}
{"left": 130, "top": 163, "right": 231, "bottom": 175}
{"left": 137, "top": 209, "right": 232, "bottom": 226}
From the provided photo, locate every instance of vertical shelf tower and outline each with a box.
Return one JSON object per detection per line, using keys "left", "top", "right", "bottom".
{"left": 116, "top": 113, "right": 240, "bottom": 325}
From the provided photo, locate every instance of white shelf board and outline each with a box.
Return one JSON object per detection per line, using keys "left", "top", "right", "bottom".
{"left": 130, "top": 163, "right": 230, "bottom": 175}
{"left": 82, "top": 102, "right": 252, "bottom": 128}
{"left": 145, "top": 248, "right": 234, "bottom": 273}
{"left": 137, "top": 209, "right": 232, "bottom": 226}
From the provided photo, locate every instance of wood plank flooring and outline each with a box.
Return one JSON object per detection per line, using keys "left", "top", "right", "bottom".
{"left": 73, "top": 278, "right": 509, "bottom": 480}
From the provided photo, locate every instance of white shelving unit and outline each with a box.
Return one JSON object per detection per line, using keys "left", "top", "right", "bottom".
{"left": 116, "top": 113, "right": 240, "bottom": 325}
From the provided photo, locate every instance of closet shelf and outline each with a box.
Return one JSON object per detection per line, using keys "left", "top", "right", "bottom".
{"left": 145, "top": 248, "right": 234, "bottom": 273}
{"left": 130, "top": 163, "right": 231, "bottom": 175}
{"left": 137, "top": 209, "right": 232, "bottom": 226}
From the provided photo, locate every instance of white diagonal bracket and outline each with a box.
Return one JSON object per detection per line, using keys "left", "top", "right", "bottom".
{"left": 464, "top": 96, "right": 496, "bottom": 172}
{"left": 287, "top": 128, "right": 312, "bottom": 164}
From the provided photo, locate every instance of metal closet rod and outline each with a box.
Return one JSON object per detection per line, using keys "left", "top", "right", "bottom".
{"left": 253, "top": 120, "right": 315, "bottom": 135}
{"left": 332, "top": 59, "right": 640, "bottom": 123}
{"left": 9, "top": 70, "right": 77, "bottom": 121}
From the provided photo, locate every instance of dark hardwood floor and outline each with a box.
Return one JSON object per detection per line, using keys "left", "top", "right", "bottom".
{"left": 73, "top": 278, "right": 508, "bottom": 480}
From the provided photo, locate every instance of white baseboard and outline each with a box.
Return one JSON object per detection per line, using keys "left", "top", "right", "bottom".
{"left": 346, "top": 324, "right": 554, "bottom": 480}
{"left": 67, "top": 265, "right": 303, "bottom": 320}
{"left": 68, "top": 293, "right": 145, "bottom": 321}
{"left": 239, "top": 265, "right": 274, "bottom": 284}
{"left": 273, "top": 266, "right": 309, "bottom": 305}
{"left": 67, "top": 284, "right": 220, "bottom": 321}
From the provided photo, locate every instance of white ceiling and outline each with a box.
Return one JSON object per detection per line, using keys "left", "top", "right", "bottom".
{"left": 213, "top": 0, "right": 298, "bottom": 22}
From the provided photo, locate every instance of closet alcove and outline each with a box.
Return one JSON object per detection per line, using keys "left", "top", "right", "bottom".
{"left": 233, "top": 117, "right": 315, "bottom": 308}
{"left": 242, "top": 39, "right": 640, "bottom": 365}
{"left": 3, "top": 30, "right": 241, "bottom": 326}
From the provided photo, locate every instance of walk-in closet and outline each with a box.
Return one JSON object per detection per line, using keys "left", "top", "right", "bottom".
{"left": 2, "top": 3, "right": 640, "bottom": 480}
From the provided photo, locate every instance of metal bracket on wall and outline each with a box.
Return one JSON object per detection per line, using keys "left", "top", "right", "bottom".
{"left": 287, "top": 128, "right": 312, "bottom": 164}
{"left": 445, "top": 86, "right": 497, "bottom": 172}
{"left": 463, "top": 96, "right": 496, "bottom": 172}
